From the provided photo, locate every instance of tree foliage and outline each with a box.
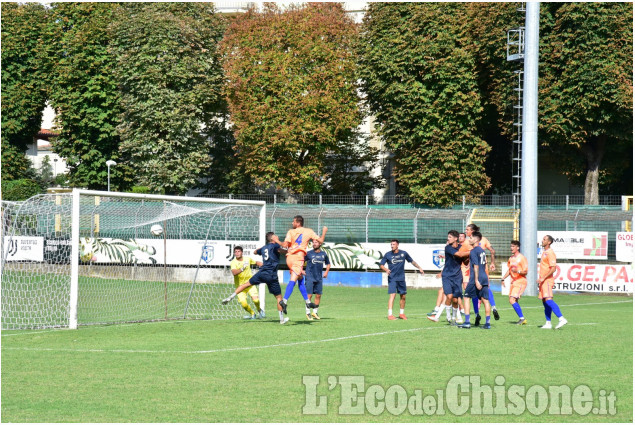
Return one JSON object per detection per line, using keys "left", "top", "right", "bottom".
{"left": 1, "top": 3, "right": 51, "bottom": 181}
{"left": 221, "top": 3, "right": 379, "bottom": 194}
{"left": 464, "top": 3, "right": 523, "bottom": 194}
{"left": 111, "top": 3, "right": 228, "bottom": 195}
{"left": 540, "top": 2, "right": 633, "bottom": 203}
{"left": 358, "top": 3, "right": 490, "bottom": 206}
{"left": 47, "top": 2, "right": 125, "bottom": 190}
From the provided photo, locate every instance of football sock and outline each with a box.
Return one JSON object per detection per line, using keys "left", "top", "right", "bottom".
{"left": 488, "top": 288, "right": 496, "bottom": 307}
{"left": 237, "top": 294, "right": 254, "bottom": 314}
{"left": 465, "top": 314, "right": 470, "bottom": 324}
{"left": 486, "top": 315, "right": 491, "bottom": 324}
{"left": 283, "top": 281, "right": 296, "bottom": 300}
{"left": 545, "top": 299, "right": 562, "bottom": 318}
{"left": 542, "top": 300, "right": 552, "bottom": 321}
{"left": 226, "top": 292, "right": 236, "bottom": 301}
{"left": 453, "top": 307, "right": 459, "bottom": 319}
{"left": 253, "top": 298, "right": 261, "bottom": 312}
{"left": 278, "top": 310, "right": 284, "bottom": 320}
{"left": 298, "top": 281, "right": 309, "bottom": 301}
{"left": 314, "top": 306, "right": 319, "bottom": 314}
{"left": 388, "top": 309, "right": 393, "bottom": 316}
{"left": 445, "top": 306, "right": 452, "bottom": 321}
{"left": 512, "top": 302, "right": 524, "bottom": 319}
{"left": 472, "top": 297, "right": 480, "bottom": 315}
{"left": 306, "top": 306, "right": 311, "bottom": 315}
{"left": 433, "top": 306, "right": 443, "bottom": 320}
{"left": 399, "top": 309, "right": 404, "bottom": 315}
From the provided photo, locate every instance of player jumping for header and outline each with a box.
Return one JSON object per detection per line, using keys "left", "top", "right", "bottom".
{"left": 272, "top": 215, "right": 327, "bottom": 316}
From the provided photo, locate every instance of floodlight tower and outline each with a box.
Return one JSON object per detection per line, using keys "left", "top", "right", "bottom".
{"left": 520, "top": 2, "right": 540, "bottom": 296}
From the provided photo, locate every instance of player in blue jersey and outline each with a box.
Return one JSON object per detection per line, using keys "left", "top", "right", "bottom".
{"left": 304, "top": 239, "right": 331, "bottom": 320}
{"left": 428, "top": 230, "right": 463, "bottom": 324}
{"left": 379, "top": 240, "right": 425, "bottom": 320}
{"left": 222, "top": 232, "right": 289, "bottom": 324}
{"left": 458, "top": 232, "right": 492, "bottom": 329}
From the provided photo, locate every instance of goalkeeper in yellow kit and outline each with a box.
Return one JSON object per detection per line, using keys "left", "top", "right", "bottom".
{"left": 230, "top": 246, "right": 265, "bottom": 319}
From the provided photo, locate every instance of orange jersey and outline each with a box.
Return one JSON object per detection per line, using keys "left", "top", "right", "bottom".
{"left": 284, "top": 227, "right": 319, "bottom": 256}
{"left": 461, "top": 236, "right": 492, "bottom": 253}
{"left": 507, "top": 252, "right": 528, "bottom": 284}
{"left": 458, "top": 243, "right": 471, "bottom": 283}
{"left": 539, "top": 248, "right": 557, "bottom": 285}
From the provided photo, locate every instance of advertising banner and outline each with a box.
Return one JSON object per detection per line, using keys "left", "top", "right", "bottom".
{"left": 616, "top": 232, "right": 634, "bottom": 263}
{"left": 77, "top": 238, "right": 446, "bottom": 270}
{"left": 321, "top": 242, "right": 446, "bottom": 271}
{"left": 537, "top": 231, "right": 608, "bottom": 260}
{"left": 501, "top": 262, "right": 633, "bottom": 294}
{"left": 78, "top": 238, "right": 263, "bottom": 266}
{"left": 3, "top": 236, "right": 44, "bottom": 262}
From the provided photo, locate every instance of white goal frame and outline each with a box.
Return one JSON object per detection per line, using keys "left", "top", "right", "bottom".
{"left": 2, "top": 189, "right": 266, "bottom": 330}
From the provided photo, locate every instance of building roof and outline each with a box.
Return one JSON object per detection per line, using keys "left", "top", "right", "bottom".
{"left": 37, "top": 128, "right": 59, "bottom": 137}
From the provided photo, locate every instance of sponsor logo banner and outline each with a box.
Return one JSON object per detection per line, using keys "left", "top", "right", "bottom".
{"left": 3, "top": 236, "right": 44, "bottom": 262}
{"left": 321, "top": 242, "right": 446, "bottom": 271}
{"left": 616, "top": 232, "right": 634, "bottom": 263}
{"left": 537, "top": 231, "right": 608, "bottom": 260}
{"left": 502, "top": 262, "right": 633, "bottom": 294}
{"left": 78, "top": 238, "right": 262, "bottom": 266}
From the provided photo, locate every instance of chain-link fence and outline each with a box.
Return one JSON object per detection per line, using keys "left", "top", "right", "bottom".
{"left": 196, "top": 193, "right": 627, "bottom": 207}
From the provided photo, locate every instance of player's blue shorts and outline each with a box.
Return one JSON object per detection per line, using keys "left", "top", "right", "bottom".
{"left": 442, "top": 276, "right": 463, "bottom": 298}
{"left": 306, "top": 279, "right": 323, "bottom": 295}
{"left": 465, "top": 282, "right": 489, "bottom": 300}
{"left": 388, "top": 280, "right": 407, "bottom": 295}
{"left": 249, "top": 271, "right": 281, "bottom": 296}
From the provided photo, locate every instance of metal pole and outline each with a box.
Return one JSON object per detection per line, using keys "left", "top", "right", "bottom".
{"left": 107, "top": 164, "right": 111, "bottom": 192}
{"left": 520, "top": 2, "right": 540, "bottom": 296}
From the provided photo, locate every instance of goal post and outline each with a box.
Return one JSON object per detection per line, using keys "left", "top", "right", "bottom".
{"left": 1, "top": 189, "right": 266, "bottom": 330}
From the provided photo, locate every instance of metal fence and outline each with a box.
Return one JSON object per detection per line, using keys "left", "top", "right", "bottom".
{"left": 264, "top": 204, "right": 631, "bottom": 260}
{"left": 196, "top": 193, "right": 628, "bottom": 207}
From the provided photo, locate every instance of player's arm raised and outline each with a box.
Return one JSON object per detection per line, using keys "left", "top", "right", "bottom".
{"left": 315, "top": 226, "right": 328, "bottom": 244}
{"left": 271, "top": 233, "right": 290, "bottom": 250}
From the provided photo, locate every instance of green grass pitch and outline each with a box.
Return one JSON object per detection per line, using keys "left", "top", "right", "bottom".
{"left": 2, "top": 285, "right": 632, "bottom": 422}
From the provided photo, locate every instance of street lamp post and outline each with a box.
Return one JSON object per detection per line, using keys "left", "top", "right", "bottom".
{"left": 106, "top": 160, "right": 117, "bottom": 191}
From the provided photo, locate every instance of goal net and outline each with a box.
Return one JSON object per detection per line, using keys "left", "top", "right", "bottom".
{"left": 1, "top": 190, "right": 266, "bottom": 330}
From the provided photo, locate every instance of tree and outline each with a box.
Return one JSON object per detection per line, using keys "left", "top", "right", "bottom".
{"left": 38, "top": 155, "right": 54, "bottom": 187}
{"left": 110, "top": 3, "right": 227, "bottom": 195}
{"left": 540, "top": 3, "right": 633, "bottom": 204}
{"left": 358, "top": 3, "right": 491, "bottom": 206}
{"left": 465, "top": 3, "right": 524, "bottom": 194}
{"left": 47, "top": 2, "right": 126, "bottom": 190}
{"left": 221, "top": 3, "right": 379, "bottom": 194}
{"left": 1, "top": 3, "right": 51, "bottom": 181}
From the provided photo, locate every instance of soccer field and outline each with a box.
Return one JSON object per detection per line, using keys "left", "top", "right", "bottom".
{"left": 1, "top": 286, "right": 632, "bottom": 422}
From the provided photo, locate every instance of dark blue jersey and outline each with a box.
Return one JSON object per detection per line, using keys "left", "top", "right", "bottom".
{"left": 468, "top": 246, "right": 489, "bottom": 286}
{"left": 305, "top": 250, "right": 330, "bottom": 283}
{"left": 380, "top": 250, "right": 413, "bottom": 282}
{"left": 255, "top": 243, "right": 281, "bottom": 273}
{"left": 442, "top": 244, "right": 462, "bottom": 280}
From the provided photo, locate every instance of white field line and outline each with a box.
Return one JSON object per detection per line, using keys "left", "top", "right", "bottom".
{"left": 1, "top": 326, "right": 444, "bottom": 355}
{"left": 1, "top": 299, "right": 630, "bottom": 339}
